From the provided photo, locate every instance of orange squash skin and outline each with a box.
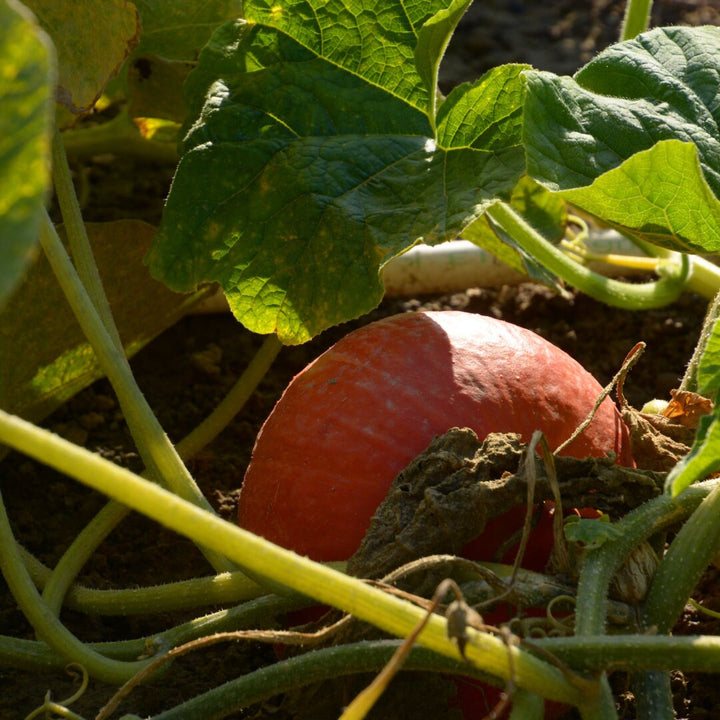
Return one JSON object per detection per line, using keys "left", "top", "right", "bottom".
{"left": 238, "top": 311, "right": 632, "bottom": 561}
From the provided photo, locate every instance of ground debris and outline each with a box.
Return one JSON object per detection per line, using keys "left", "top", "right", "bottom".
{"left": 349, "top": 428, "right": 665, "bottom": 579}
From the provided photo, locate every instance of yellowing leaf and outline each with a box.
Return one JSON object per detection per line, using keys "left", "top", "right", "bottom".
{"left": 26, "top": 0, "right": 140, "bottom": 113}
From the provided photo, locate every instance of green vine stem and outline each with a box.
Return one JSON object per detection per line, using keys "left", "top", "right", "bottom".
{"left": 620, "top": 0, "right": 653, "bottom": 41}
{"left": 485, "top": 202, "right": 693, "bottom": 309}
{"left": 141, "top": 640, "right": 502, "bottom": 720}
{"left": 37, "top": 212, "right": 233, "bottom": 574}
{"left": 0, "top": 409, "right": 587, "bottom": 709}
{"left": 39, "top": 332, "right": 281, "bottom": 617}
{"left": 643, "top": 482, "right": 720, "bottom": 633}
{"left": 1, "top": 593, "right": 305, "bottom": 673}
{"left": 25, "top": 549, "right": 263, "bottom": 615}
{"left": 534, "top": 633, "right": 720, "bottom": 673}
{"left": 51, "top": 127, "right": 123, "bottom": 350}
{"left": 40, "top": 501, "right": 129, "bottom": 616}
{"left": 175, "top": 333, "right": 282, "bottom": 459}
{"left": 0, "top": 484, "right": 149, "bottom": 684}
{"left": 574, "top": 482, "right": 713, "bottom": 636}
{"left": 116, "top": 631, "right": 720, "bottom": 720}
{"left": 507, "top": 690, "right": 545, "bottom": 720}
{"left": 632, "top": 672, "right": 674, "bottom": 720}
{"left": 678, "top": 288, "right": 720, "bottom": 393}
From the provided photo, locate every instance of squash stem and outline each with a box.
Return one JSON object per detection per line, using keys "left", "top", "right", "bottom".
{"left": 176, "top": 333, "right": 282, "bottom": 459}
{"left": 678, "top": 288, "right": 720, "bottom": 393}
{"left": 61, "top": 109, "right": 179, "bottom": 163}
{"left": 0, "top": 593, "right": 304, "bottom": 673}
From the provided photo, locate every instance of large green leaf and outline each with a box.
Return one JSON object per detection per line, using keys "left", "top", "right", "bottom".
{"left": 133, "top": 0, "right": 243, "bottom": 61}
{"left": 0, "top": 0, "right": 54, "bottom": 309}
{"left": 149, "top": 3, "right": 527, "bottom": 343}
{"left": 524, "top": 26, "right": 720, "bottom": 255}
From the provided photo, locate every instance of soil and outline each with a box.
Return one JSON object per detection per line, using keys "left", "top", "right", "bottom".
{"left": 3, "top": 1, "right": 720, "bottom": 719}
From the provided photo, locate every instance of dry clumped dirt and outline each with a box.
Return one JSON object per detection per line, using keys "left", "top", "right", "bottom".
{"left": 2, "top": 1, "right": 720, "bottom": 718}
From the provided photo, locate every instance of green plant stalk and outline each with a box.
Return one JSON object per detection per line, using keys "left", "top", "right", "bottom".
{"left": 39, "top": 332, "right": 281, "bottom": 616}
{"left": 10, "top": 623, "right": 720, "bottom": 680}
{"left": 52, "top": 127, "right": 123, "bottom": 350}
{"left": 507, "top": 690, "right": 545, "bottom": 720}
{"left": 533, "top": 633, "right": 720, "bottom": 673}
{"left": 571, "top": 482, "right": 714, "bottom": 719}
{"left": 146, "top": 640, "right": 618, "bottom": 720}
{"left": 574, "top": 483, "right": 712, "bottom": 636}
{"left": 0, "top": 593, "right": 305, "bottom": 673}
{"left": 41, "top": 501, "right": 131, "bottom": 616}
{"left": 0, "top": 409, "right": 586, "bottom": 708}
{"left": 37, "top": 212, "right": 233, "bottom": 574}
{"left": 147, "top": 640, "right": 505, "bottom": 720}
{"left": 620, "top": 0, "right": 653, "bottom": 41}
{"left": 632, "top": 672, "right": 674, "bottom": 720}
{"left": 679, "top": 288, "right": 720, "bottom": 392}
{"left": 0, "top": 485, "right": 150, "bottom": 684}
{"left": 485, "top": 202, "right": 691, "bottom": 309}
{"left": 643, "top": 482, "right": 720, "bottom": 633}
{"left": 563, "top": 239, "right": 720, "bottom": 303}
{"left": 25, "top": 549, "right": 264, "bottom": 615}
{"left": 679, "top": 255, "right": 720, "bottom": 302}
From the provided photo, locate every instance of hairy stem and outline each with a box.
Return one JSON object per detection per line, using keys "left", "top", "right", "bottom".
{"left": 574, "top": 483, "right": 712, "bottom": 636}
{"left": 0, "top": 593, "right": 304, "bottom": 673}
{"left": 51, "top": 128, "right": 123, "bottom": 349}
{"left": 678, "top": 288, "right": 720, "bottom": 393}
{"left": 643, "top": 483, "right": 720, "bottom": 633}
{"left": 620, "top": 0, "right": 653, "bottom": 41}
{"left": 61, "top": 110, "right": 178, "bottom": 163}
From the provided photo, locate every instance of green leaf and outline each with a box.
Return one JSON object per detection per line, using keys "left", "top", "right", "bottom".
{"left": 149, "top": 7, "right": 526, "bottom": 343}
{"left": 559, "top": 140, "right": 720, "bottom": 254}
{"left": 25, "top": 0, "right": 140, "bottom": 113}
{"left": 667, "top": 409, "right": 720, "bottom": 497}
{"left": 697, "top": 318, "right": 720, "bottom": 397}
{"left": 414, "top": 0, "right": 472, "bottom": 120}
{"left": 564, "top": 515, "right": 624, "bottom": 551}
{"left": 0, "top": 221, "right": 205, "bottom": 443}
{"left": 523, "top": 26, "right": 720, "bottom": 254}
{"left": 133, "top": 0, "right": 243, "bottom": 61}
{"left": 243, "top": 0, "right": 440, "bottom": 112}
{"left": 0, "top": 0, "right": 54, "bottom": 309}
